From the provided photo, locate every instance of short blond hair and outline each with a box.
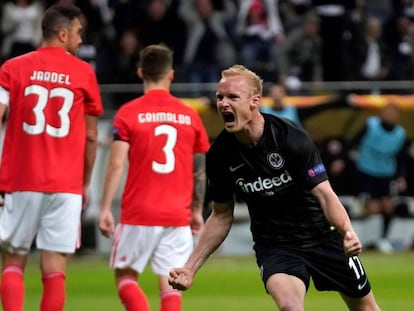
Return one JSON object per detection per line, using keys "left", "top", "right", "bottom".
{"left": 221, "top": 65, "right": 263, "bottom": 97}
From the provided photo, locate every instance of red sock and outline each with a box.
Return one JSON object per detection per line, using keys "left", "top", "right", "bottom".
{"left": 160, "top": 290, "right": 181, "bottom": 311}
{"left": 117, "top": 276, "right": 150, "bottom": 311}
{"left": 1, "top": 265, "right": 25, "bottom": 311}
{"left": 40, "top": 272, "right": 66, "bottom": 311}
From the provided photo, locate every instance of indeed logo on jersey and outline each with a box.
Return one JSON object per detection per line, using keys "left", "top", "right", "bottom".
{"left": 308, "top": 164, "right": 326, "bottom": 177}
{"left": 236, "top": 170, "right": 293, "bottom": 194}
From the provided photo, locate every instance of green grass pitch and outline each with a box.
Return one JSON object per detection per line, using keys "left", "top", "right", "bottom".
{"left": 20, "top": 251, "right": 414, "bottom": 310}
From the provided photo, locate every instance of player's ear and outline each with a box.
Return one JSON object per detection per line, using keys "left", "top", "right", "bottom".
{"left": 58, "top": 27, "right": 69, "bottom": 43}
{"left": 250, "top": 94, "right": 261, "bottom": 110}
{"left": 168, "top": 69, "right": 174, "bottom": 81}
{"left": 137, "top": 67, "right": 143, "bottom": 79}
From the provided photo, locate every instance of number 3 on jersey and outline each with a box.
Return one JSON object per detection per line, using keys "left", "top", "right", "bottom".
{"left": 152, "top": 124, "right": 177, "bottom": 174}
{"left": 23, "top": 85, "right": 74, "bottom": 138}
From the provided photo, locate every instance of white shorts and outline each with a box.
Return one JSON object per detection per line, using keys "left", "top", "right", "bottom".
{"left": 110, "top": 224, "right": 193, "bottom": 276}
{"left": 0, "top": 191, "right": 82, "bottom": 254}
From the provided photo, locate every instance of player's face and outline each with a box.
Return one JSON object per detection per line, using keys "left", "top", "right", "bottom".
{"left": 216, "top": 75, "right": 259, "bottom": 133}
{"left": 65, "top": 18, "right": 83, "bottom": 55}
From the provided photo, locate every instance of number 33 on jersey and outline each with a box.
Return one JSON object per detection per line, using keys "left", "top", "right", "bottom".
{"left": 0, "top": 46, "right": 103, "bottom": 194}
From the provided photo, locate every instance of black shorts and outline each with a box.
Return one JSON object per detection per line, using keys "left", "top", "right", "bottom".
{"left": 254, "top": 232, "right": 371, "bottom": 298}
{"left": 358, "top": 171, "right": 392, "bottom": 198}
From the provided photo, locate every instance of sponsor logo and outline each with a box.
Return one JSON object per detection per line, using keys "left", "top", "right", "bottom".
{"left": 308, "top": 163, "right": 326, "bottom": 177}
{"left": 236, "top": 170, "right": 293, "bottom": 194}
{"left": 357, "top": 278, "right": 368, "bottom": 290}
{"left": 229, "top": 163, "right": 245, "bottom": 172}
{"left": 267, "top": 152, "right": 284, "bottom": 169}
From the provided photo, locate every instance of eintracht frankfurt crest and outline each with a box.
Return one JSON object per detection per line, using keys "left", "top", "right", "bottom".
{"left": 267, "top": 152, "right": 284, "bottom": 169}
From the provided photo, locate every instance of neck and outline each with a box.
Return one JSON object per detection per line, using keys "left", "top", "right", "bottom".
{"left": 235, "top": 113, "right": 265, "bottom": 146}
{"left": 41, "top": 40, "right": 67, "bottom": 51}
{"left": 143, "top": 79, "right": 171, "bottom": 93}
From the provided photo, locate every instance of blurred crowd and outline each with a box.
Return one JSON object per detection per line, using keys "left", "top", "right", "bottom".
{"left": 2, "top": 0, "right": 414, "bottom": 87}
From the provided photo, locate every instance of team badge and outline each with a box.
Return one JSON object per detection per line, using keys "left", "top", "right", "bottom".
{"left": 267, "top": 152, "right": 284, "bottom": 169}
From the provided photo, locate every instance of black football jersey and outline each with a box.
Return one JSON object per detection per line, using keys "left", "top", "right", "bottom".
{"left": 207, "top": 114, "right": 333, "bottom": 247}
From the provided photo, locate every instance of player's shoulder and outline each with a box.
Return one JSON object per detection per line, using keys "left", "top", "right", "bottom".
{"left": 263, "top": 113, "right": 304, "bottom": 136}
{"left": 42, "top": 47, "right": 96, "bottom": 71}
{"left": 173, "top": 96, "right": 202, "bottom": 115}
{"left": 1, "top": 50, "right": 37, "bottom": 67}
{"left": 64, "top": 53, "right": 95, "bottom": 72}
{"left": 209, "top": 130, "right": 235, "bottom": 155}
{"left": 264, "top": 113, "right": 313, "bottom": 150}
{"left": 4, "top": 49, "right": 93, "bottom": 72}
{"left": 161, "top": 94, "right": 203, "bottom": 118}
{"left": 115, "top": 97, "right": 140, "bottom": 114}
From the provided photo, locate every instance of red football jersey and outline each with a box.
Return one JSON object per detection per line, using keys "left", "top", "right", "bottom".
{"left": 114, "top": 89, "right": 210, "bottom": 226}
{"left": 0, "top": 47, "right": 103, "bottom": 194}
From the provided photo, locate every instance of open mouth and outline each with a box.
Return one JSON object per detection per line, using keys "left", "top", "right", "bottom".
{"left": 223, "top": 112, "right": 235, "bottom": 123}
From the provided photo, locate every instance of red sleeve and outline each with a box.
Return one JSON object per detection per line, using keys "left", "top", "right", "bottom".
{"left": 113, "top": 106, "right": 131, "bottom": 142}
{"left": 0, "top": 60, "right": 12, "bottom": 91}
{"left": 84, "top": 64, "right": 103, "bottom": 116}
{"left": 193, "top": 112, "right": 210, "bottom": 153}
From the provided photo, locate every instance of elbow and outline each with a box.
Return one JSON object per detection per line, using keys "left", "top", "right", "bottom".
{"left": 221, "top": 212, "right": 235, "bottom": 228}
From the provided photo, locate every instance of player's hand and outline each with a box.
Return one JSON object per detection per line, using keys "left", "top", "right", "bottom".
{"left": 343, "top": 230, "right": 362, "bottom": 256}
{"left": 98, "top": 209, "right": 115, "bottom": 238}
{"left": 169, "top": 267, "right": 194, "bottom": 291}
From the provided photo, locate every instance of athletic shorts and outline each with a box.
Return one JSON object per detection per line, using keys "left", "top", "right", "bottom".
{"left": 0, "top": 191, "right": 82, "bottom": 254}
{"left": 254, "top": 232, "right": 371, "bottom": 298}
{"left": 110, "top": 224, "right": 193, "bottom": 276}
{"left": 358, "top": 171, "right": 392, "bottom": 199}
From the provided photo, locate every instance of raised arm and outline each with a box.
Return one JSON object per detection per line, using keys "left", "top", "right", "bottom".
{"left": 169, "top": 199, "right": 235, "bottom": 290}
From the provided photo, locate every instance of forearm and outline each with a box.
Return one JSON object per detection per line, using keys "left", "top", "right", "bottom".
{"left": 83, "top": 136, "right": 98, "bottom": 188}
{"left": 83, "top": 115, "right": 98, "bottom": 188}
{"left": 192, "top": 153, "right": 206, "bottom": 214}
{"left": 184, "top": 205, "right": 234, "bottom": 274}
{"left": 313, "top": 181, "right": 355, "bottom": 235}
{"left": 323, "top": 193, "right": 354, "bottom": 235}
{"left": 100, "top": 162, "right": 124, "bottom": 212}
{"left": 100, "top": 140, "right": 129, "bottom": 212}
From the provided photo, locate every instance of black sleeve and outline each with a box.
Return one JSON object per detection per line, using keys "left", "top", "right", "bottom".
{"left": 206, "top": 140, "right": 235, "bottom": 203}
{"left": 286, "top": 126, "right": 329, "bottom": 190}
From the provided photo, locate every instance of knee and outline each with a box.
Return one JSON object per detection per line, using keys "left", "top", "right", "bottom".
{"left": 275, "top": 295, "right": 304, "bottom": 311}
{"left": 266, "top": 274, "right": 306, "bottom": 311}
